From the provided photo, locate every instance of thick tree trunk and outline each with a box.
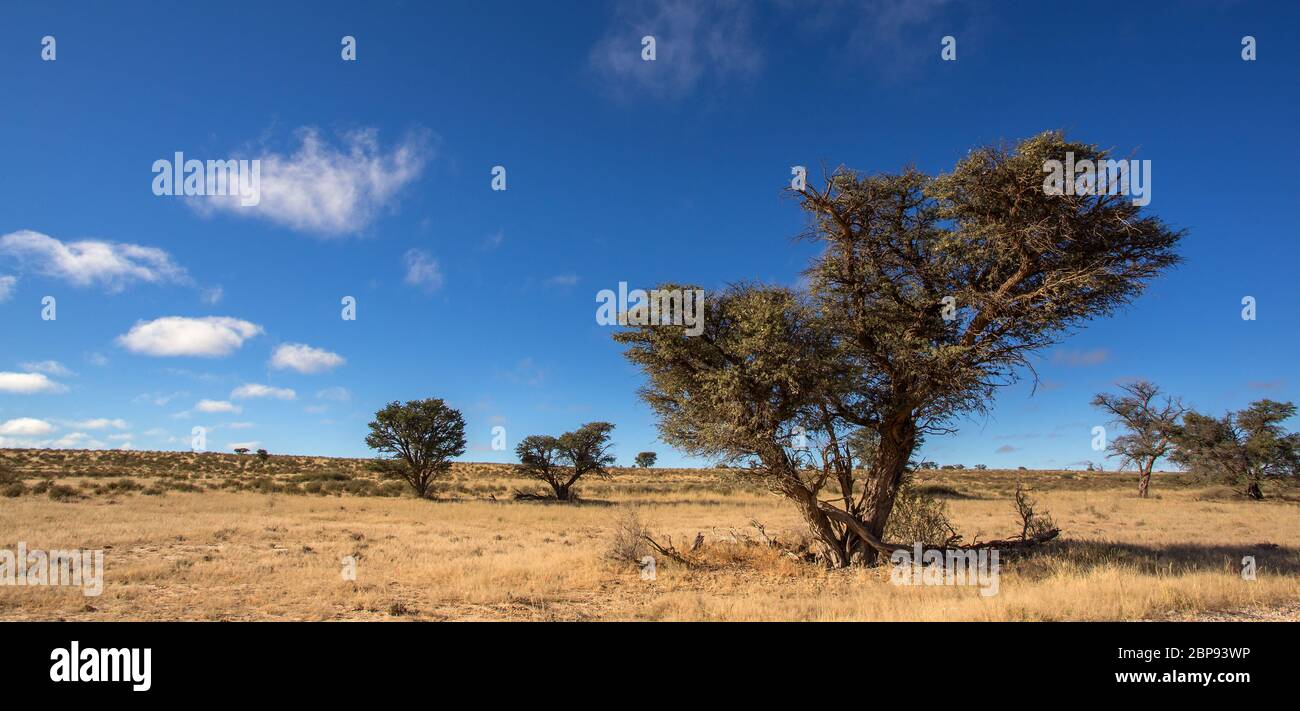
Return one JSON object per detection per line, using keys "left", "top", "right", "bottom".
{"left": 1246, "top": 481, "right": 1263, "bottom": 500}
{"left": 787, "top": 484, "right": 852, "bottom": 568}
{"left": 857, "top": 411, "right": 916, "bottom": 565}
{"left": 552, "top": 481, "right": 572, "bottom": 501}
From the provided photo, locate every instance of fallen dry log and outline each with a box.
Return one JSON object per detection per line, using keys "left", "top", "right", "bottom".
{"left": 816, "top": 502, "right": 1059, "bottom": 559}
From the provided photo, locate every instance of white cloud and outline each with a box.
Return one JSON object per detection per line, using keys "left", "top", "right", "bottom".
{"left": 200, "top": 285, "right": 224, "bottom": 305}
{"left": 117, "top": 316, "right": 263, "bottom": 357}
{"left": 0, "top": 418, "right": 56, "bottom": 437}
{"left": 0, "top": 230, "right": 189, "bottom": 292}
{"left": 231, "top": 383, "right": 296, "bottom": 400}
{"left": 195, "top": 399, "right": 241, "bottom": 414}
{"left": 191, "top": 127, "right": 432, "bottom": 236}
{"left": 270, "top": 343, "right": 345, "bottom": 374}
{"left": 86, "top": 352, "right": 109, "bottom": 367}
{"left": 226, "top": 441, "right": 261, "bottom": 452}
{"left": 316, "top": 386, "right": 351, "bottom": 402}
{"left": 0, "top": 275, "right": 15, "bottom": 302}
{"left": 544, "top": 274, "right": 579, "bottom": 287}
{"left": 0, "top": 371, "right": 67, "bottom": 394}
{"left": 224, "top": 421, "right": 255, "bottom": 429}
{"left": 134, "top": 390, "right": 188, "bottom": 406}
{"left": 49, "top": 432, "right": 105, "bottom": 449}
{"left": 589, "top": 0, "right": 761, "bottom": 100}
{"left": 19, "top": 360, "right": 74, "bottom": 377}
{"left": 64, "top": 418, "right": 130, "bottom": 430}
{"left": 403, "top": 249, "right": 443, "bottom": 291}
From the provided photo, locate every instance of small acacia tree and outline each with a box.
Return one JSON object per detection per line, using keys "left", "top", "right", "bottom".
{"left": 1170, "top": 400, "right": 1299, "bottom": 500}
{"left": 365, "top": 398, "right": 466, "bottom": 498}
{"left": 515, "top": 434, "right": 565, "bottom": 498}
{"left": 635, "top": 451, "right": 657, "bottom": 468}
{"left": 1092, "top": 380, "right": 1185, "bottom": 498}
{"left": 516, "top": 422, "right": 616, "bottom": 501}
{"left": 233, "top": 448, "right": 250, "bottom": 455}
{"left": 616, "top": 132, "right": 1183, "bottom": 567}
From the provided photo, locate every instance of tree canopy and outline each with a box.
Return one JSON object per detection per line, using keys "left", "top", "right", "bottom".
{"left": 365, "top": 398, "right": 467, "bottom": 498}
{"left": 616, "top": 132, "right": 1184, "bottom": 566}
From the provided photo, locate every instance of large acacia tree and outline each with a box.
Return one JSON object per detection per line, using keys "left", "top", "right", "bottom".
{"left": 615, "top": 132, "right": 1183, "bottom": 567}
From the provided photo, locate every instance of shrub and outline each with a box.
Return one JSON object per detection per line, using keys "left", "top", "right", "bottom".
{"left": 884, "top": 481, "right": 957, "bottom": 547}
{"left": 47, "top": 484, "right": 82, "bottom": 502}
{"left": 607, "top": 509, "right": 652, "bottom": 566}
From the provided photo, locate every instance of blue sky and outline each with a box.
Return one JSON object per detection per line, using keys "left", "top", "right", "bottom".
{"left": 0, "top": 1, "right": 1296, "bottom": 469}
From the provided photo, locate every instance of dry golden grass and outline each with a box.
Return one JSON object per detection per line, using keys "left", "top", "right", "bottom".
{"left": 1, "top": 449, "right": 1297, "bottom": 621}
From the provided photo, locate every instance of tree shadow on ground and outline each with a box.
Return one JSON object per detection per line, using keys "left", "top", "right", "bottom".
{"left": 1016, "top": 538, "right": 1300, "bottom": 576}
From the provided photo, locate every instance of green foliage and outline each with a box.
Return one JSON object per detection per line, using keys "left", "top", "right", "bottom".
{"left": 634, "top": 451, "right": 658, "bottom": 468}
{"left": 1170, "top": 400, "right": 1299, "bottom": 500}
{"left": 365, "top": 398, "right": 467, "bottom": 498}
{"left": 515, "top": 423, "right": 616, "bottom": 501}
{"left": 615, "top": 132, "right": 1183, "bottom": 566}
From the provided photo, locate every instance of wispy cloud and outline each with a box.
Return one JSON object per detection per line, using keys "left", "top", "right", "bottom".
{"left": 20, "top": 360, "right": 74, "bottom": 377}
{"left": 403, "top": 249, "right": 444, "bottom": 292}
{"left": 195, "top": 399, "right": 241, "bottom": 414}
{"left": 544, "top": 274, "right": 579, "bottom": 287}
{"left": 0, "top": 275, "right": 15, "bottom": 302}
{"left": 0, "top": 230, "right": 189, "bottom": 292}
{"left": 62, "top": 418, "right": 129, "bottom": 430}
{"left": 190, "top": 127, "right": 432, "bottom": 236}
{"left": 316, "top": 386, "right": 351, "bottom": 402}
{"left": 589, "top": 0, "right": 761, "bottom": 100}
{"left": 231, "top": 383, "right": 297, "bottom": 400}
{"left": 200, "top": 285, "right": 224, "bottom": 305}
{"left": 498, "top": 358, "right": 546, "bottom": 387}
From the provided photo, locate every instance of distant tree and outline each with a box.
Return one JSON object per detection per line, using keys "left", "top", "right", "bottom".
{"left": 365, "top": 398, "right": 466, "bottom": 498}
{"left": 516, "top": 422, "right": 617, "bottom": 501}
{"left": 233, "top": 448, "right": 250, "bottom": 455}
{"left": 555, "top": 422, "right": 616, "bottom": 500}
{"left": 1092, "top": 380, "right": 1186, "bottom": 498}
{"left": 919, "top": 461, "right": 939, "bottom": 470}
{"left": 634, "top": 451, "right": 657, "bottom": 468}
{"left": 515, "top": 435, "right": 566, "bottom": 498}
{"left": 1170, "top": 400, "right": 1299, "bottom": 500}
{"left": 616, "top": 132, "right": 1183, "bottom": 567}
{"left": 973, "top": 464, "right": 988, "bottom": 471}
{"left": 844, "top": 429, "right": 879, "bottom": 471}
{"left": 256, "top": 449, "right": 269, "bottom": 463}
